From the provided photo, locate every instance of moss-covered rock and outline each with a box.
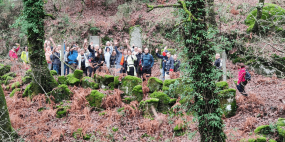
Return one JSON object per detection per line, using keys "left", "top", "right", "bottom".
{"left": 216, "top": 81, "right": 229, "bottom": 90}
{"left": 169, "top": 98, "right": 177, "bottom": 106}
{"left": 86, "top": 90, "right": 105, "bottom": 108}
{"left": 57, "top": 76, "right": 67, "bottom": 84}
{"left": 173, "top": 124, "right": 186, "bottom": 136}
{"left": 268, "top": 139, "right": 277, "bottom": 142}
{"left": 56, "top": 106, "right": 70, "bottom": 118}
{"left": 277, "top": 118, "right": 285, "bottom": 139}
{"left": 147, "top": 77, "right": 163, "bottom": 93}
{"left": 162, "top": 78, "right": 191, "bottom": 98}
{"left": 66, "top": 73, "right": 80, "bottom": 86}
{"left": 81, "top": 77, "right": 99, "bottom": 89}
{"left": 22, "top": 76, "right": 32, "bottom": 85}
{"left": 218, "top": 88, "right": 237, "bottom": 118}
{"left": 74, "top": 69, "right": 83, "bottom": 79}
{"left": 0, "top": 84, "right": 17, "bottom": 140}
{"left": 10, "top": 88, "right": 21, "bottom": 97}
{"left": 4, "top": 76, "right": 13, "bottom": 85}
{"left": 245, "top": 3, "right": 285, "bottom": 32}
{"left": 256, "top": 136, "right": 267, "bottom": 142}
{"left": 0, "top": 64, "right": 11, "bottom": 76}
{"left": 254, "top": 125, "right": 271, "bottom": 135}
{"left": 119, "top": 75, "right": 142, "bottom": 96}
{"left": 150, "top": 91, "right": 170, "bottom": 113}
{"left": 11, "top": 82, "right": 20, "bottom": 90}
{"left": 123, "top": 97, "right": 132, "bottom": 104}
{"left": 50, "top": 70, "right": 58, "bottom": 76}
{"left": 114, "top": 76, "right": 120, "bottom": 88}
{"left": 1, "top": 72, "right": 16, "bottom": 81}
{"left": 47, "top": 84, "right": 72, "bottom": 103}
{"left": 139, "top": 98, "right": 159, "bottom": 116}
{"left": 101, "top": 75, "right": 114, "bottom": 85}
{"left": 132, "top": 85, "right": 143, "bottom": 102}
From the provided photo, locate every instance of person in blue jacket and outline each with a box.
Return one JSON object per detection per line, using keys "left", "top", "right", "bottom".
{"left": 141, "top": 48, "right": 154, "bottom": 81}
{"left": 67, "top": 45, "right": 78, "bottom": 73}
{"left": 164, "top": 52, "right": 174, "bottom": 80}
{"left": 155, "top": 46, "right": 168, "bottom": 81}
{"left": 50, "top": 47, "right": 61, "bottom": 74}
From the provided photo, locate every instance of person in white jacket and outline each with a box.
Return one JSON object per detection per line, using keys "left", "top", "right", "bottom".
{"left": 77, "top": 49, "right": 89, "bottom": 76}
{"left": 104, "top": 47, "right": 112, "bottom": 68}
{"left": 126, "top": 49, "right": 137, "bottom": 76}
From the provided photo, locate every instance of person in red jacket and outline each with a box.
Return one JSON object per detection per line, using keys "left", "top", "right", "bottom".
{"left": 236, "top": 63, "right": 248, "bottom": 96}
{"left": 9, "top": 43, "right": 20, "bottom": 61}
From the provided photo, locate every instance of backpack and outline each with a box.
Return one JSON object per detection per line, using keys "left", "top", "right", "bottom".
{"left": 245, "top": 69, "right": 251, "bottom": 81}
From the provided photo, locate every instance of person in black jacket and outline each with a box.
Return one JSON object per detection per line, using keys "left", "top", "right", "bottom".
{"left": 214, "top": 53, "right": 221, "bottom": 69}
{"left": 110, "top": 50, "right": 117, "bottom": 68}
{"left": 164, "top": 52, "right": 174, "bottom": 80}
{"left": 87, "top": 42, "right": 100, "bottom": 77}
{"left": 136, "top": 48, "right": 143, "bottom": 78}
{"left": 155, "top": 47, "right": 168, "bottom": 81}
{"left": 173, "top": 54, "right": 180, "bottom": 72}
{"left": 94, "top": 48, "right": 105, "bottom": 73}
{"left": 50, "top": 47, "right": 61, "bottom": 74}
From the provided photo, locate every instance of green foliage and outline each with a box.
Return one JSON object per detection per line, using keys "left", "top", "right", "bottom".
{"left": 72, "top": 128, "right": 83, "bottom": 139}
{"left": 99, "top": 112, "right": 106, "bottom": 116}
{"left": 254, "top": 125, "right": 271, "bottom": 135}
{"left": 0, "top": 64, "right": 10, "bottom": 76}
{"left": 1, "top": 72, "right": 16, "bottom": 80}
{"left": 101, "top": 35, "right": 112, "bottom": 46}
{"left": 66, "top": 73, "right": 80, "bottom": 86}
{"left": 147, "top": 77, "right": 163, "bottom": 93}
{"left": 10, "top": 88, "right": 21, "bottom": 97}
{"left": 58, "top": 76, "right": 67, "bottom": 84}
{"left": 139, "top": 98, "right": 159, "bottom": 116}
{"left": 86, "top": 90, "right": 105, "bottom": 108}
{"left": 11, "top": 82, "right": 20, "bottom": 90}
{"left": 47, "top": 84, "right": 72, "bottom": 103}
{"left": 56, "top": 106, "right": 70, "bottom": 118}
{"left": 245, "top": 3, "right": 285, "bottom": 32}
{"left": 74, "top": 69, "right": 83, "bottom": 79}
{"left": 112, "top": 127, "right": 118, "bottom": 132}
{"left": 81, "top": 76, "right": 99, "bottom": 89}
{"left": 89, "top": 26, "right": 100, "bottom": 35}
{"left": 50, "top": 70, "right": 58, "bottom": 76}
{"left": 120, "top": 75, "right": 142, "bottom": 96}
{"left": 132, "top": 85, "right": 143, "bottom": 102}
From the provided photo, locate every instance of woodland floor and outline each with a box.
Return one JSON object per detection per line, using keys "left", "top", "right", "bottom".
{"left": 2, "top": 59, "right": 285, "bottom": 142}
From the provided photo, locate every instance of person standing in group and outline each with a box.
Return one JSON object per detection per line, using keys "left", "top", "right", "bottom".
{"left": 104, "top": 47, "right": 111, "bottom": 68}
{"left": 214, "top": 53, "right": 222, "bottom": 69}
{"left": 87, "top": 42, "right": 100, "bottom": 77}
{"left": 67, "top": 45, "right": 78, "bottom": 73}
{"left": 21, "top": 46, "right": 29, "bottom": 70}
{"left": 173, "top": 54, "right": 180, "bottom": 72}
{"left": 155, "top": 46, "right": 168, "bottom": 81}
{"left": 9, "top": 43, "right": 20, "bottom": 62}
{"left": 105, "top": 41, "right": 113, "bottom": 54}
{"left": 77, "top": 49, "right": 89, "bottom": 76}
{"left": 44, "top": 44, "right": 52, "bottom": 70}
{"left": 126, "top": 49, "right": 137, "bottom": 76}
{"left": 50, "top": 47, "right": 61, "bottom": 74}
{"left": 110, "top": 50, "right": 117, "bottom": 68}
{"left": 141, "top": 48, "right": 154, "bottom": 80}
{"left": 236, "top": 63, "right": 248, "bottom": 97}
{"left": 114, "top": 40, "right": 128, "bottom": 73}
{"left": 164, "top": 52, "right": 174, "bottom": 80}
{"left": 136, "top": 48, "right": 143, "bottom": 78}
{"left": 95, "top": 48, "right": 105, "bottom": 72}
{"left": 64, "top": 46, "right": 70, "bottom": 75}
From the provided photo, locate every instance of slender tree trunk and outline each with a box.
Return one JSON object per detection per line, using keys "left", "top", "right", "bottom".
{"left": 206, "top": 0, "right": 217, "bottom": 27}
{"left": 252, "top": 0, "right": 265, "bottom": 33}
{"left": 0, "top": 85, "right": 17, "bottom": 141}
{"left": 23, "top": 0, "right": 58, "bottom": 98}
{"left": 184, "top": 0, "right": 226, "bottom": 141}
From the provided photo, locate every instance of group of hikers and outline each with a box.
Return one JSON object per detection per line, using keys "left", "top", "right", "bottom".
{"left": 41, "top": 38, "right": 181, "bottom": 81}
{"left": 9, "top": 40, "right": 249, "bottom": 97}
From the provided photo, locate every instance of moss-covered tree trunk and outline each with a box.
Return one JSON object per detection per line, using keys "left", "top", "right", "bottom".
{"left": 23, "top": 0, "right": 58, "bottom": 97}
{"left": 184, "top": 0, "right": 226, "bottom": 141}
{"left": 0, "top": 85, "right": 17, "bottom": 141}
{"left": 206, "top": 0, "right": 217, "bottom": 27}
{"left": 252, "top": 0, "right": 265, "bottom": 33}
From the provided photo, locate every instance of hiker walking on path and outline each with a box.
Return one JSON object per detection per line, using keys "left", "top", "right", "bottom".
{"left": 21, "top": 46, "right": 29, "bottom": 70}
{"left": 9, "top": 43, "right": 20, "bottom": 61}
{"left": 155, "top": 46, "right": 168, "bottom": 81}
{"left": 236, "top": 63, "right": 249, "bottom": 97}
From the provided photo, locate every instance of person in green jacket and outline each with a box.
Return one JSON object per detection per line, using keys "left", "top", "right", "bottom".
{"left": 21, "top": 46, "right": 29, "bottom": 70}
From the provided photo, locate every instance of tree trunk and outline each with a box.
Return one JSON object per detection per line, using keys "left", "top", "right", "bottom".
{"left": 252, "top": 0, "right": 265, "bottom": 33}
{"left": 0, "top": 85, "right": 17, "bottom": 141}
{"left": 23, "top": 0, "right": 58, "bottom": 98}
{"left": 184, "top": 0, "right": 226, "bottom": 141}
{"left": 206, "top": 0, "right": 217, "bottom": 27}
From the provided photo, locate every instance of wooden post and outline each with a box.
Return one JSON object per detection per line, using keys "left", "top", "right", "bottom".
{"left": 61, "top": 41, "right": 64, "bottom": 76}
{"left": 222, "top": 50, "right": 227, "bottom": 81}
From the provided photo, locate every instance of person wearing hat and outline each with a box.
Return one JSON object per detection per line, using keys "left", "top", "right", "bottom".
{"left": 9, "top": 43, "right": 20, "bottom": 61}
{"left": 155, "top": 46, "right": 169, "bottom": 81}
{"left": 21, "top": 46, "right": 29, "bottom": 70}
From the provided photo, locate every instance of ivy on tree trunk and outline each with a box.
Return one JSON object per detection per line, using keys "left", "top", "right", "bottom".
{"left": 252, "top": 0, "right": 265, "bottom": 33}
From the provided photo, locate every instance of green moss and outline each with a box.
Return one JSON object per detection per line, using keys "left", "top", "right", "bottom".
{"left": 173, "top": 124, "right": 186, "bottom": 136}
{"left": 11, "top": 82, "right": 20, "bottom": 90}
{"left": 248, "top": 138, "right": 256, "bottom": 142}
{"left": 112, "top": 127, "right": 118, "bottom": 132}
{"left": 120, "top": 75, "right": 142, "bottom": 96}
{"left": 219, "top": 88, "right": 236, "bottom": 97}
{"left": 169, "top": 98, "right": 177, "bottom": 106}
{"left": 162, "top": 78, "right": 191, "bottom": 98}
{"left": 277, "top": 118, "right": 285, "bottom": 138}
{"left": 86, "top": 90, "right": 105, "bottom": 108}
{"left": 99, "top": 112, "right": 106, "bottom": 116}
{"left": 139, "top": 98, "right": 159, "bottom": 116}
{"left": 0, "top": 84, "right": 17, "bottom": 140}
{"left": 47, "top": 84, "right": 72, "bottom": 103}
{"left": 114, "top": 76, "right": 120, "bottom": 88}
{"left": 50, "top": 70, "right": 58, "bottom": 76}
{"left": 22, "top": 76, "right": 32, "bottom": 85}
{"left": 216, "top": 81, "right": 229, "bottom": 90}
{"left": 147, "top": 77, "right": 163, "bottom": 93}
{"left": 108, "top": 82, "right": 114, "bottom": 90}
{"left": 22, "top": 83, "right": 33, "bottom": 98}
{"left": 56, "top": 106, "right": 70, "bottom": 118}
{"left": 72, "top": 128, "right": 83, "bottom": 139}
{"left": 268, "top": 139, "right": 277, "bottom": 142}
{"left": 123, "top": 97, "right": 132, "bottom": 104}
{"left": 37, "top": 107, "right": 46, "bottom": 112}
{"left": 254, "top": 125, "right": 271, "bottom": 135}
{"left": 256, "top": 136, "right": 266, "bottom": 142}
{"left": 218, "top": 88, "right": 237, "bottom": 118}
{"left": 117, "top": 107, "right": 125, "bottom": 112}
{"left": 74, "top": 69, "right": 83, "bottom": 79}
{"left": 0, "top": 64, "right": 11, "bottom": 76}
{"left": 101, "top": 75, "right": 114, "bottom": 86}
{"left": 132, "top": 85, "right": 143, "bottom": 102}
{"left": 66, "top": 73, "right": 80, "bottom": 86}
{"left": 4, "top": 76, "right": 13, "bottom": 85}
{"left": 5, "top": 86, "right": 10, "bottom": 91}
{"left": 83, "top": 134, "right": 92, "bottom": 140}
{"left": 245, "top": 3, "right": 285, "bottom": 32}
{"left": 232, "top": 57, "right": 246, "bottom": 64}
{"left": 94, "top": 83, "right": 99, "bottom": 89}
{"left": 10, "top": 88, "right": 21, "bottom": 97}
{"left": 58, "top": 76, "right": 67, "bottom": 84}
{"left": 277, "top": 118, "right": 285, "bottom": 126}
{"left": 150, "top": 91, "right": 170, "bottom": 113}
{"left": 1, "top": 72, "right": 16, "bottom": 80}
{"left": 81, "top": 77, "right": 98, "bottom": 89}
